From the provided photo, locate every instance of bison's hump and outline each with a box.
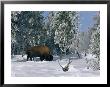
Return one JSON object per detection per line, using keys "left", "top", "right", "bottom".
{"left": 26, "top": 45, "right": 50, "bottom": 55}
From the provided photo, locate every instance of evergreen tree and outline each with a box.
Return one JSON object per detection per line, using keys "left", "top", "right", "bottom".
{"left": 79, "top": 30, "right": 91, "bottom": 56}
{"left": 11, "top": 11, "right": 44, "bottom": 54}
{"left": 45, "top": 11, "right": 55, "bottom": 54}
{"left": 89, "top": 12, "right": 100, "bottom": 70}
{"left": 51, "top": 11, "right": 80, "bottom": 57}
{"left": 11, "top": 11, "right": 21, "bottom": 55}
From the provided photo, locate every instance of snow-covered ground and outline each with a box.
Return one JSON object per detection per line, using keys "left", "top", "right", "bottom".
{"left": 11, "top": 55, "right": 100, "bottom": 77}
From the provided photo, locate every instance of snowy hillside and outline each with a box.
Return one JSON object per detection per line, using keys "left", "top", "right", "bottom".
{"left": 11, "top": 55, "right": 100, "bottom": 77}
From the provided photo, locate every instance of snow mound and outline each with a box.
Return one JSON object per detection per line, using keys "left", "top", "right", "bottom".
{"left": 84, "top": 54, "right": 96, "bottom": 60}
{"left": 11, "top": 55, "right": 100, "bottom": 77}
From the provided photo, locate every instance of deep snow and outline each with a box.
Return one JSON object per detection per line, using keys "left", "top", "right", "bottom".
{"left": 11, "top": 55, "right": 100, "bottom": 77}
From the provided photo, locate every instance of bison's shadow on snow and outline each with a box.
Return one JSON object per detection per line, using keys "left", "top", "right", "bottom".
{"left": 15, "top": 59, "right": 27, "bottom": 62}
{"left": 11, "top": 55, "right": 53, "bottom": 62}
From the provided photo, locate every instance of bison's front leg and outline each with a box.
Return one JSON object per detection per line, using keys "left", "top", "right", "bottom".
{"left": 30, "top": 57, "right": 33, "bottom": 61}
{"left": 27, "top": 52, "right": 32, "bottom": 61}
{"left": 27, "top": 55, "right": 30, "bottom": 61}
{"left": 27, "top": 55, "right": 33, "bottom": 61}
{"left": 26, "top": 51, "right": 29, "bottom": 61}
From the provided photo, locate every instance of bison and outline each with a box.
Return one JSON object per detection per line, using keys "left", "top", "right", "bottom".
{"left": 25, "top": 45, "right": 53, "bottom": 61}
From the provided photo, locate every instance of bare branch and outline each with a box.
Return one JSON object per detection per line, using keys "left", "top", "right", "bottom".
{"left": 58, "top": 58, "right": 73, "bottom": 72}
{"left": 58, "top": 60, "right": 64, "bottom": 69}
{"left": 65, "top": 58, "right": 72, "bottom": 68}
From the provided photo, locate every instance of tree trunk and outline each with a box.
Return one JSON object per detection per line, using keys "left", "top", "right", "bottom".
{"left": 77, "top": 51, "right": 80, "bottom": 58}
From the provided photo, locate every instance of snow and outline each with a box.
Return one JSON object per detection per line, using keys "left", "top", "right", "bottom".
{"left": 11, "top": 55, "right": 100, "bottom": 77}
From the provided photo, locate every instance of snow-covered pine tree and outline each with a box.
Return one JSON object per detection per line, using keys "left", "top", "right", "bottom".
{"left": 11, "top": 11, "right": 44, "bottom": 55}
{"left": 11, "top": 11, "right": 21, "bottom": 55}
{"left": 88, "top": 12, "right": 100, "bottom": 70}
{"left": 52, "top": 11, "right": 80, "bottom": 58}
{"left": 79, "top": 30, "right": 91, "bottom": 56}
{"left": 44, "top": 11, "right": 56, "bottom": 54}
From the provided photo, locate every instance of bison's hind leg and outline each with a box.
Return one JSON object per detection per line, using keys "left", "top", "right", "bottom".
{"left": 45, "top": 55, "right": 53, "bottom": 61}
{"left": 49, "top": 55, "right": 53, "bottom": 61}
{"left": 40, "top": 55, "right": 45, "bottom": 61}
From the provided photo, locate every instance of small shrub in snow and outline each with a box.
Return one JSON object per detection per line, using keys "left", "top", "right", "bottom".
{"left": 86, "top": 58, "right": 100, "bottom": 71}
{"left": 85, "top": 54, "right": 100, "bottom": 71}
